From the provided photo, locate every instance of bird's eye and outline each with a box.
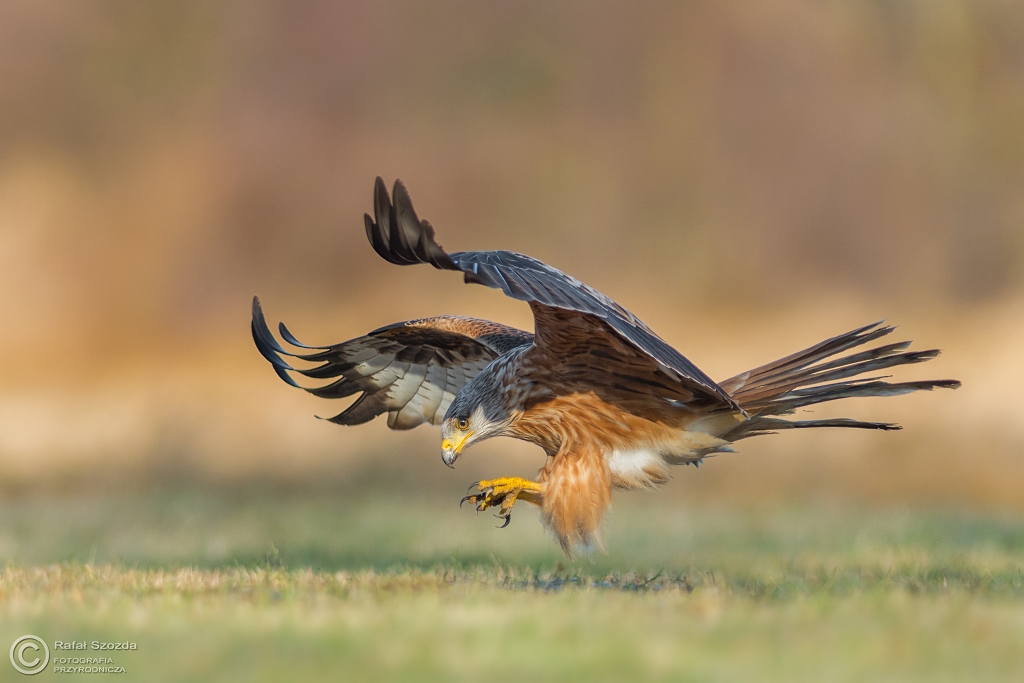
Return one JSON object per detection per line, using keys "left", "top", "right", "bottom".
{"left": 456, "top": 418, "right": 470, "bottom": 430}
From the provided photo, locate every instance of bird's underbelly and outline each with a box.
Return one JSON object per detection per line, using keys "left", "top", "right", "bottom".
{"left": 605, "top": 428, "right": 729, "bottom": 489}
{"left": 606, "top": 447, "right": 668, "bottom": 488}
{"left": 515, "top": 391, "right": 739, "bottom": 489}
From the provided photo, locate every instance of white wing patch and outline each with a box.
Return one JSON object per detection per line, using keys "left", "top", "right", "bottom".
{"left": 391, "top": 365, "right": 447, "bottom": 429}
{"left": 365, "top": 360, "right": 408, "bottom": 390}
{"left": 432, "top": 359, "right": 493, "bottom": 425}
{"left": 386, "top": 359, "right": 498, "bottom": 429}
{"left": 252, "top": 301, "right": 531, "bottom": 429}
{"left": 385, "top": 364, "right": 428, "bottom": 429}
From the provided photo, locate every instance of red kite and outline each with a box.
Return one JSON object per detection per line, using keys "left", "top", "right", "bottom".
{"left": 253, "top": 178, "right": 959, "bottom": 554}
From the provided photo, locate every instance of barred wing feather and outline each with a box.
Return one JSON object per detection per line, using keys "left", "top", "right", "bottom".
{"left": 251, "top": 297, "right": 532, "bottom": 429}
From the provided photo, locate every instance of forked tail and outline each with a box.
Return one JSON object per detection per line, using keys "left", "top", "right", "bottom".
{"left": 718, "top": 322, "right": 960, "bottom": 442}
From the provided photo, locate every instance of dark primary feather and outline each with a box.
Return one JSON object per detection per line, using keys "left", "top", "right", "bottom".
{"left": 251, "top": 297, "right": 532, "bottom": 429}
{"left": 364, "top": 177, "right": 739, "bottom": 411}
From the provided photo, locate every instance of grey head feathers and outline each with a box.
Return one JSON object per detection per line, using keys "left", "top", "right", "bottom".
{"left": 444, "top": 359, "right": 514, "bottom": 430}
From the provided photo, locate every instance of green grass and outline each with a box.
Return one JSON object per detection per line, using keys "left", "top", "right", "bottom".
{"left": 0, "top": 487, "right": 1022, "bottom": 682}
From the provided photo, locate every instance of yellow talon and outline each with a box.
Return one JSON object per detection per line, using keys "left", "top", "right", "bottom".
{"left": 476, "top": 476, "right": 542, "bottom": 496}
{"left": 460, "top": 477, "right": 544, "bottom": 527}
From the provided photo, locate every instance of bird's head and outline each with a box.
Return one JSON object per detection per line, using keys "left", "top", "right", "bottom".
{"left": 440, "top": 367, "right": 514, "bottom": 468}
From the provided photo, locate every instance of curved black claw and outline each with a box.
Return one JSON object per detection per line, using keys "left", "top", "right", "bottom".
{"left": 495, "top": 512, "right": 512, "bottom": 529}
{"left": 466, "top": 481, "right": 481, "bottom": 494}
{"left": 460, "top": 494, "right": 476, "bottom": 509}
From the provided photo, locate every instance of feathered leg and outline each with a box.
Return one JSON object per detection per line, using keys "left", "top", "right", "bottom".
{"left": 538, "top": 444, "right": 612, "bottom": 557}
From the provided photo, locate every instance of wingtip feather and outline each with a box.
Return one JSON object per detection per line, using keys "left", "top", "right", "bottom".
{"left": 364, "top": 178, "right": 456, "bottom": 269}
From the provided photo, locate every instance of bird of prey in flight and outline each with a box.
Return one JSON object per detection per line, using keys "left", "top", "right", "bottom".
{"left": 252, "top": 178, "right": 960, "bottom": 555}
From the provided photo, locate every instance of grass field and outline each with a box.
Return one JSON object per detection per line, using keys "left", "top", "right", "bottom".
{"left": 0, "top": 486, "right": 1022, "bottom": 682}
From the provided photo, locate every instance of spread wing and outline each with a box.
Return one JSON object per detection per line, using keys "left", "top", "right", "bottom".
{"left": 252, "top": 297, "right": 533, "bottom": 429}
{"left": 364, "top": 177, "right": 739, "bottom": 411}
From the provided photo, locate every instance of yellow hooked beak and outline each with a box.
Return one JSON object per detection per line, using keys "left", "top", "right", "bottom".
{"left": 441, "top": 430, "right": 474, "bottom": 468}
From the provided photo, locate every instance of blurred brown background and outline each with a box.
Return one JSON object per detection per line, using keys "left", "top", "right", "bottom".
{"left": 0, "top": 0, "right": 1021, "bottom": 507}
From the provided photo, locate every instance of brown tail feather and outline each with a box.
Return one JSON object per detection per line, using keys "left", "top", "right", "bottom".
{"left": 720, "top": 323, "right": 960, "bottom": 442}
{"left": 719, "top": 321, "right": 893, "bottom": 395}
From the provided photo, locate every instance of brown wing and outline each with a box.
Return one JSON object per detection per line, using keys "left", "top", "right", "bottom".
{"left": 252, "top": 297, "right": 532, "bottom": 429}
{"left": 363, "top": 177, "right": 739, "bottom": 411}
{"left": 522, "top": 303, "right": 724, "bottom": 418}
